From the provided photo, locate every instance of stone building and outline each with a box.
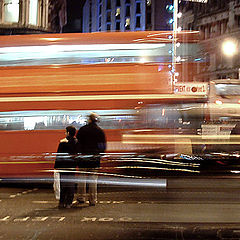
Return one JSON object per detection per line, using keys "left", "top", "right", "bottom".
{"left": 179, "top": 0, "right": 240, "bottom": 81}
{"left": 0, "top": 0, "right": 67, "bottom": 34}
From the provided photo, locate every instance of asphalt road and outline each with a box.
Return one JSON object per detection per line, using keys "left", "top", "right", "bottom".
{"left": 1, "top": 177, "right": 240, "bottom": 239}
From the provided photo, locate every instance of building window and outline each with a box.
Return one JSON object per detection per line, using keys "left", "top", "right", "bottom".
{"left": 107, "top": 0, "right": 111, "bottom": 10}
{"left": 99, "top": 4, "right": 102, "bottom": 15}
{"left": 107, "top": 23, "right": 111, "bottom": 31}
{"left": 116, "top": 0, "right": 121, "bottom": 6}
{"left": 136, "top": 15, "right": 140, "bottom": 28}
{"left": 236, "top": 15, "right": 240, "bottom": 27}
{"left": 146, "top": 0, "right": 151, "bottom": 30}
{"left": 136, "top": 2, "right": 141, "bottom": 14}
{"left": 116, "top": 21, "right": 120, "bottom": 30}
{"left": 29, "top": 0, "right": 38, "bottom": 25}
{"left": 3, "top": 0, "right": 19, "bottom": 23}
{"left": 126, "top": 5, "right": 130, "bottom": 17}
{"left": 107, "top": 11, "right": 111, "bottom": 22}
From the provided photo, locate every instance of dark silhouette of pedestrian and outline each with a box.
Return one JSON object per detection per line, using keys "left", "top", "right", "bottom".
{"left": 76, "top": 113, "right": 106, "bottom": 206}
{"left": 54, "top": 126, "right": 78, "bottom": 209}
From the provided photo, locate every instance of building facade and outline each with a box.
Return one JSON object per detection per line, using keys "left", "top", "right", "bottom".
{"left": 82, "top": 0, "right": 172, "bottom": 33}
{"left": 0, "top": 0, "right": 67, "bottom": 34}
{"left": 180, "top": 0, "right": 240, "bottom": 81}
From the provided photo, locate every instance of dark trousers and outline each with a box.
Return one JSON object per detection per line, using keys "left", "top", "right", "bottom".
{"left": 59, "top": 173, "right": 75, "bottom": 205}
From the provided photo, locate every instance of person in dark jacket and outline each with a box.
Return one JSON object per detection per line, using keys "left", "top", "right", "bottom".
{"left": 76, "top": 113, "right": 106, "bottom": 206}
{"left": 54, "top": 126, "right": 78, "bottom": 209}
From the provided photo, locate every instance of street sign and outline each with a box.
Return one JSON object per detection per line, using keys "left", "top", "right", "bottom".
{"left": 184, "top": 0, "right": 208, "bottom": 2}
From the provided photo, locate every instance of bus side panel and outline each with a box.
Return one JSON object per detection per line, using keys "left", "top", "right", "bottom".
{"left": 0, "top": 64, "right": 172, "bottom": 95}
{"left": 0, "top": 129, "right": 123, "bottom": 178}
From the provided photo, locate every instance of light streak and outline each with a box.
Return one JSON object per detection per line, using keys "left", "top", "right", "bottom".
{"left": 0, "top": 44, "right": 166, "bottom": 54}
{"left": 0, "top": 94, "right": 204, "bottom": 103}
{"left": 116, "top": 166, "right": 200, "bottom": 173}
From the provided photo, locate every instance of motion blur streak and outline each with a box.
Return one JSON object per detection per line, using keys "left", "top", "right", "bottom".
{"left": 123, "top": 134, "right": 237, "bottom": 139}
{"left": 116, "top": 166, "right": 200, "bottom": 173}
{"left": 0, "top": 161, "right": 53, "bottom": 164}
{"left": 46, "top": 171, "right": 167, "bottom": 187}
{"left": 0, "top": 176, "right": 166, "bottom": 188}
{"left": 102, "top": 157, "right": 199, "bottom": 167}
{"left": 0, "top": 94, "right": 202, "bottom": 102}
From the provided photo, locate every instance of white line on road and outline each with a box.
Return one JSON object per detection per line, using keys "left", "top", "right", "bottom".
{"left": 32, "top": 201, "right": 56, "bottom": 204}
{"left": 0, "top": 216, "right": 10, "bottom": 221}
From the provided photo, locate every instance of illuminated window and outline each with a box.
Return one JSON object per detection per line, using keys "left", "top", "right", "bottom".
{"left": 29, "top": 0, "right": 39, "bottom": 25}
{"left": 3, "top": 0, "right": 19, "bottom": 23}
{"left": 125, "top": 18, "right": 130, "bottom": 28}
{"left": 116, "top": 7, "right": 120, "bottom": 19}
{"left": 0, "top": 110, "right": 138, "bottom": 131}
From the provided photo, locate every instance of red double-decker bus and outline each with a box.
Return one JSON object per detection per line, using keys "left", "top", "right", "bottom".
{"left": 0, "top": 31, "right": 202, "bottom": 180}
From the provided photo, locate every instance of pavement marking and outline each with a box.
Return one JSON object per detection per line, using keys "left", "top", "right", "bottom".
{"left": 32, "top": 201, "right": 56, "bottom": 204}
{"left": 0, "top": 215, "right": 133, "bottom": 222}
{"left": 51, "top": 217, "right": 65, "bottom": 222}
{"left": 14, "top": 217, "right": 30, "bottom": 222}
{"left": 81, "top": 217, "right": 132, "bottom": 222}
{"left": 32, "top": 217, "right": 48, "bottom": 222}
{"left": 0, "top": 216, "right": 10, "bottom": 221}
{"left": 6, "top": 189, "right": 39, "bottom": 199}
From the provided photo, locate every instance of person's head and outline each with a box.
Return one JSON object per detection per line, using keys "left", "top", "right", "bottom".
{"left": 88, "top": 112, "right": 99, "bottom": 124}
{"left": 65, "top": 125, "right": 76, "bottom": 137}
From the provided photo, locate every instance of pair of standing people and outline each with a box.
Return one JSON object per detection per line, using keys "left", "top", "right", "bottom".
{"left": 54, "top": 113, "right": 106, "bottom": 209}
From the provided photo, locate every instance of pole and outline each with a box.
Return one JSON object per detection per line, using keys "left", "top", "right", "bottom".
{"left": 172, "top": 0, "right": 178, "bottom": 91}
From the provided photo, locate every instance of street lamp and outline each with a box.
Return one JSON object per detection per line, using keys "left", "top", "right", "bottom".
{"left": 221, "top": 39, "right": 239, "bottom": 79}
{"left": 222, "top": 40, "right": 237, "bottom": 57}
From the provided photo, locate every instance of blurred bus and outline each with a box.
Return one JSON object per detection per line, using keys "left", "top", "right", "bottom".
{"left": 0, "top": 31, "right": 203, "bottom": 179}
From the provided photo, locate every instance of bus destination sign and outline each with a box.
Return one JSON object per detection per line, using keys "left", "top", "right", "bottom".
{"left": 174, "top": 82, "right": 208, "bottom": 95}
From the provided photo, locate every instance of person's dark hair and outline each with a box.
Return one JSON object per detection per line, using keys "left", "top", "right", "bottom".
{"left": 66, "top": 125, "right": 76, "bottom": 137}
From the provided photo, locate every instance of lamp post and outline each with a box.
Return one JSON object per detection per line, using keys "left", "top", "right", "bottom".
{"left": 171, "top": 0, "right": 179, "bottom": 91}
{"left": 171, "top": 0, "right": 209, "bottom": 90}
